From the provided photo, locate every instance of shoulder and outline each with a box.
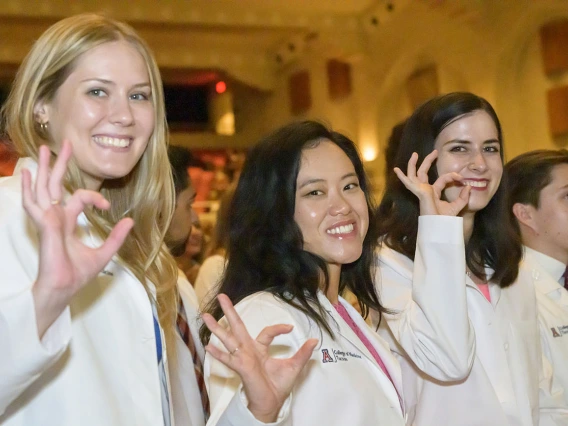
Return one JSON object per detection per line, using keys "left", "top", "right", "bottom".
{"left": 231, "top": 292, "right": 318, "bottom": 340}
{"left": 376, "top": 243, "right": 413, "bottom": 280}
{"left": 0, "top": 158, "right": 36, "bottom": 218}
{"left": 200, "top": 254, "right": 226, "bottom": 271}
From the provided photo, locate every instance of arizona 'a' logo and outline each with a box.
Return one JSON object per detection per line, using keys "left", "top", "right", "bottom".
{"left": 321, "top": 349, "right": 335, "bottom": 363}
{"left": 552, "top": 327, "right": 561, "bottom": 338}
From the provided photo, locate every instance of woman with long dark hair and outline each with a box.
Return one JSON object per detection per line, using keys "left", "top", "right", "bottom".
{"left": 199, "top": 121, "right": 408, "bottom": 425}
{"left": 374, "top": 92, "right": 563, "bottom": 424}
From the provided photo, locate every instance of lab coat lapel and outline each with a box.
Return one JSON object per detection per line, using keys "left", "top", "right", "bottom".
{"left": 317, "top": 292, "right": 404, "bottom": 409}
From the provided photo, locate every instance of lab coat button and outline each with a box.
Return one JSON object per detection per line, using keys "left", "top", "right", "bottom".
{"left": 504, "top": 342, "right": 509, "bottom": 351}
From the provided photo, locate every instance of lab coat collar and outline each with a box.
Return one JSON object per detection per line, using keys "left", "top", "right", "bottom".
{"left": 524, "top": 246, "right": 566, "bottom": 286}
{"left": 316, "top": 291, "right": 404, "bottom": 412}
{"left": 523, "top": 247, "right": 568, "bottom": 299}
{"left": 13, "top": 156, "right": 38, "bottom": 177}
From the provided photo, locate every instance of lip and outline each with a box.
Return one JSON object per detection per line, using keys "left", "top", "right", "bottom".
{"left": 325, "top": 220, "right": 357, "bottom": 239}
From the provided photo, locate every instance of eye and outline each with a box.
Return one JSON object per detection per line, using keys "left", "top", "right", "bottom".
{"left": 449, "top": 146, "right": 467, "bottom": 152}
{"left": 305, "top": 189, "right": 324, "bottom": 197}
{"left": 87, "top": 88, "right": 107, "bottom": 97}
{"left": 130, "top": 92, "right": 150, "bottom": 101}
{"left": 484, "top": 145, "right": 500, "bottom": 153}
{"left": 344, "top": 182, "right": 360, "bottom": 191}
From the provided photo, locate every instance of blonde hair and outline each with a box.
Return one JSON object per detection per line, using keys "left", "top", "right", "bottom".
{"left": 1, "top": 14, "right": 179, "bottom": 354}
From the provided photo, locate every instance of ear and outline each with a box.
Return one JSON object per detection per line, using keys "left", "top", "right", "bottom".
{"left": 33, "top": 99, "right": 50, "bottom": 125}
{"left": 512, "top": 202, "right": 538, "bottom": 233}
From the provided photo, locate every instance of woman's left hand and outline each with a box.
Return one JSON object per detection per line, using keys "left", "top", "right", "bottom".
{"left": 202, "top": 294, "right": 318, "bottom": 423}
{"left": 394, "top": 150, "right": 471, "bottom": 216}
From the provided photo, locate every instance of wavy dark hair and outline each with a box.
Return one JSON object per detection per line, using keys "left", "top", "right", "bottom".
{"left": 377, "top": 92, "right": 521, "bottom": 287}
{"left": 200, "top": 120, "right": 387, "bottom": 344}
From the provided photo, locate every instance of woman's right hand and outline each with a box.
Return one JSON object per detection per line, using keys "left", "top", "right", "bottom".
{"left": 203, "top": 294, "right": 318, "bottom": 423}
{"left": 394, "top": 150, "right": 471, "bottom": 216}
{"left": 22, "top": 142, "right": 133, "bottom": 337}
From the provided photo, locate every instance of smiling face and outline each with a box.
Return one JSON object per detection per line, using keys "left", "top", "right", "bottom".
{"left": 35, "top": 40, "right": 155, "bottom": 190}
{"left": 434, "top": 109, "right": 503, "bottom": 214}
{"left": 293, "top": 140, "right": 368, "bottom": 267}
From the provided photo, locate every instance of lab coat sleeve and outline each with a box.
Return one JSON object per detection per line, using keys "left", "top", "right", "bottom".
{"left": 205, "top": 295, "right": 304, "bottom": 426}
{"left": 537, "top": 320, "right": 568, "bottom": 425}
{"left": 0, "top": 180, "right": 72, "bottom": 415}
{"left": 378, "top": 215, "right": 475, "bottom": 381}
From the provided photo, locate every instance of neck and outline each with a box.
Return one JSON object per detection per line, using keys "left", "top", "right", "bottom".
{"left": 523, "top": 239, "right": 568, "bottom": 266}
{"left": 322, "top": 263, "right": 341, "bottom": 304}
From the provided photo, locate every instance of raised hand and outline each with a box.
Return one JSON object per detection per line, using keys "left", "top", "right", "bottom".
{"left": 22, "top": 142, "right": 134, "bottom": 337}
{"left": 394, "top": 150, "right": 471, "bottom": 216}
{"left": 202, "top": 294, "right": 318, "bottom": 423}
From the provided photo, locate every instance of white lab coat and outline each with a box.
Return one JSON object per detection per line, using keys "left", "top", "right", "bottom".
{"left": 375, "top": 216, "right": 566, "bottom": 425}
{"left": 194, "top": 254, "right": 225, "bottom": 306}
{"left": 0, "top": 158, "right": 167, "bottom": 425}
{"left": 521, "top": 247, "right": 568, "bottom": 420}
{"left": 205, "top": 291, "right": 406, "bottom": 426}
{"left": 0, "top": 158, "right": 241, "bottom": 426}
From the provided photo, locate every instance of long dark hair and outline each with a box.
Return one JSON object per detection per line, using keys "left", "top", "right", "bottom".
{"left": 377, "top": 92, "right": 521, "bottom": 287}
{"left": 200, "top": 121, "right": 387, "bottom": 344}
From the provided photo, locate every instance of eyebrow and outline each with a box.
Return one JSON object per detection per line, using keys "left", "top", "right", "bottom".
{"left": 442, "top": 139, "right": 500, "bottom": 146}
{"left": 80, "top": 78, "right": 151, "bottom": 88}
{"left": 298, "top": 172, "right": 357, "bottom": 189}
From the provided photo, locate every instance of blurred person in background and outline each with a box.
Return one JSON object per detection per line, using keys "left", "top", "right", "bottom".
{"left": 194, "top": 185, "right": 235, "bottom": 305}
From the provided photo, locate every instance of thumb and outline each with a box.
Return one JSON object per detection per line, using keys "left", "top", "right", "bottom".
{"left": 289, "top": 338, "right": 318, "bottom": 372}
{"left": 449, "top": 185, "right": 471, "bottom": 216}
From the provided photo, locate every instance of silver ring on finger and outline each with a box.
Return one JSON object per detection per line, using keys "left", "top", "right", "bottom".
{"left": 230, "top": 346, "right": 240, "bottom": 356}
{"left": 51, "top": 199, "right": 61, "bottom": 205}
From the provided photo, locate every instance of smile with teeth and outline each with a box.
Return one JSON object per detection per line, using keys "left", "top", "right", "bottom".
{"left": 462, "top": 180, "right": 488, "bottom": 188}
{"left": 93, "top": 135, "right": 132, "bottom": 148}
{"left": 327, "top": 223, "right": 354, "bottom": 235}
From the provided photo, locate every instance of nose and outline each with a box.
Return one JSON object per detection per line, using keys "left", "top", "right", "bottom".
{"left": 468, "top": 150, "right": 488, "bottom": 173}
{"left": 109, "top": 95, "right": 134, "bottom": 126}
{"left": 329, "top": 192, "right": 352, "bottom": 216}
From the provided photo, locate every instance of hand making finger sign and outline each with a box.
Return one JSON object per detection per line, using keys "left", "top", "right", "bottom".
{"left": 394, "top": 150, "right": 471, "bottom": 216}
{"left": 22, "top": 142, "right": 134, "bottom": 337}
{"left": 202, "top": 294, "right": 318, "bottom": 423}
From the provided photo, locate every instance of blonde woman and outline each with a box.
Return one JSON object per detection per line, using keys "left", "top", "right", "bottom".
{"left": 0, "top": 14, "right": 190, "bottom": 426}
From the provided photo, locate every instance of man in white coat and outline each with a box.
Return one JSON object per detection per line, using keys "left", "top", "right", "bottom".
{"left": 507, "top": 149, "right": 568, "bottom": 409}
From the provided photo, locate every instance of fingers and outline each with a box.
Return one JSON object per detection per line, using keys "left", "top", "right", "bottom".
{"left": 205, "top": 342, "right": 233, "bottom": 367}
{"left": 91, "top": 218, "right": 134, "bottom": 265}
{"left": 35, "top": 145, "right": 52, "bottom": 207}
{"left": 48, "top": 141, "right": 72, "bottom": 203}
{"left": 432, "top": 172, "right": 463, "bottom": 198}
{"left": 417, "top": 150, "right": 438, "bottom": 182}
{"left": 393, "top": 167, "right": 413, "bottom": 191}
{"left": 63, "top": 190, "right": 111, "bottom": 234}
{"left": 202, "top": 311, "right": 240, "bottom": 358}
{"left": 289, "top": 338, "right": 319, "bottom": 370}
{"left": 406, "top": 152, "right": 418, "bottom": 180}
{"left": 218, "top": 294, "right": 250, "bottom": 342}
{"left": 256, "top": 324, "right": 294, "bottom": 346}
{"left": 448, "top": 185, "right": 472, "bottom": 215}
{"left": 22, "top": 169, "right": 43, "bottom": 220}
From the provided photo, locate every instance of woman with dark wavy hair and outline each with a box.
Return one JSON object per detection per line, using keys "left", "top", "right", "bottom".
{"left": 199, "top": 121, "right": 406, "bottom": 425}
{"left": 374, "top": 92, "right": 560, "bottom": 425}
